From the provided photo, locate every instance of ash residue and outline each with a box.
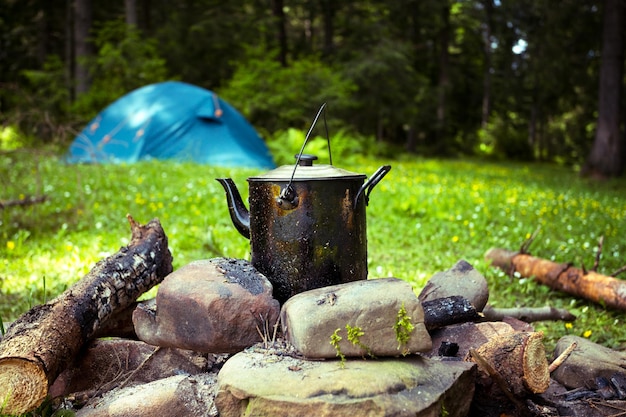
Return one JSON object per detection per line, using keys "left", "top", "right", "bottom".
{"left": 210, "top": 258, "right": 267, "bottom": 295}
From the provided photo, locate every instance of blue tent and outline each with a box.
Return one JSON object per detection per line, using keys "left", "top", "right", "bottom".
{"left": 66, "top": 81, "right": 275, "bottom": 169}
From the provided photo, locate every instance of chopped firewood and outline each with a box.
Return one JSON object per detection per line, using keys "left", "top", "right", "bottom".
{"left": 485, "top": 248, "right": 626, "bottom": 311}
{"left": 468, "top": 348, "right": 531, "bottom": 417}
{"left": 421, "top": 295, "right": 481, "bottom": 331}
{"left": 481, "top": 305, "right": 576, "bottom": 323}
{"left": 466, "top": 331, "right": 550, "bottom": 397}
{"left": 0, "top": 215, "right": 173, "bottom": 415}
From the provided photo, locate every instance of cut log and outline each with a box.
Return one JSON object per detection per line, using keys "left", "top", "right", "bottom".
{"left": 481, "top": 305, "right": 576, "bottom": 323}
{"left": 421, "top": 295, "right": 481, "bottom": 331}
{"left": 485, "top": 248, "right": 626, "bottom": 310}
{"left": 466, "top": 331, "right": 550, "bottom": 397}
{"left": 0, "top": 215, "right": 172, "bottom": 415}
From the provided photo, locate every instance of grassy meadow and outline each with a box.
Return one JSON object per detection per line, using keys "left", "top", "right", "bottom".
{"left": 1, "top": 146, "right": 626, "bottom": 352}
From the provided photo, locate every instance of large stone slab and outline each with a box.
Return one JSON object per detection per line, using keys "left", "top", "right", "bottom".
{"left": 133, "top": 258, "right": 280, "bottom": 353}
{"left": 281, "top": 278, "right": 431, "bottom": 358}
{"left": 215, "top": 348, "right": 476, "bottom": 417}
{"left": 418, "top": 260, "right": 489, "bottom": 311}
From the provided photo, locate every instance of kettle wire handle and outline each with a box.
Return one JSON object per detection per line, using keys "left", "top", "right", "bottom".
{"left": 281, "top": 103, "right": 330, "bottom": 201}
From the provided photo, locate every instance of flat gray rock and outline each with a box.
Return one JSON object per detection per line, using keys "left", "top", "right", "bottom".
{"left": 418, "top": 260, "right": 489, "bottom": 311}
{"left": 215, "top": 348, "right": 476, "bottom": 417}
{"left": 76, "top": 373, "right": 218, "bottom": 417}
{"left": 281, "top": 278, "right": 431, "bottom": 358}
{"left": 133, "top": 258, "right": 280, "bottom": 353}
{"left": 552, "top": 335, "right": 626, "bottom": 389}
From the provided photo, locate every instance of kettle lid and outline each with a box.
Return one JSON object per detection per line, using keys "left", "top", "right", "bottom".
{"left": 249, "top": 154, "right": 366, "bottom": 182}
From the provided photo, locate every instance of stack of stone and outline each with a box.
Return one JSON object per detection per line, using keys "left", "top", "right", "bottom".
{"left": 49, "top": 259, "right": 514, "bottom": 417}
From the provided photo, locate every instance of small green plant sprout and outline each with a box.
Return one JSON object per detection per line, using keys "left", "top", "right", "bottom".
{"left": 346, "top": 324, "right": 373, "bottom": 358}
{"left": 330, "top": 328, "right": 346, "bottom": 368}
{"left": 393, "top": 302, "right": 415, "bottom": 355}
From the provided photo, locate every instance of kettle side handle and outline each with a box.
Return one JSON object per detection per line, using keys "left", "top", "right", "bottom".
{"left": 354, "top": 165, "right": 391, "bottom": 208}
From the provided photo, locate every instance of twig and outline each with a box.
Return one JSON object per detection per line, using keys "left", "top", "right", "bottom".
{"left": 520, "top": 227, "right": 541, "bottom": 255}
{"left": 611, "top": 265, "right": 626, "bottom": 278}
{"left": 588, "top": 398, "right": 626, "bottom": 416}
{"left": 592, "top": 236, "right": 604, "bottom": 272}
{"left": 256, "top": 313, "right": 278, "bottom": 349}
{"left": 549, "top": 341, "right": 577, "bottom": 373}
{"left": 482, "top": 305, "right": 576, "bottom": 323}
{"left": 119, "top": 346, "right": 161, "bottom": 389}
{"left": 271, "top": 318, "right": 279, "bottom": 345}
{"left": 0, "top": 195, "right": 47, "bottom": 209}
{"left": 255, "top": 324, "right": 269, "bottom": 348}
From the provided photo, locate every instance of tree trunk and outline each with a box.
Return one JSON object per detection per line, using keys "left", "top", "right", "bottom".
{"left": 37, "top": 0, "right": 50, "bottom": 65}
{"left": 485, "top": 248, "right": 626, "bottom": 310}
{"left": 66, "top": 0, "right": 75, "bottom": 101}
{"left": 319, "top": 0, "right": 335, "bottom": 57}
{"left": 272, "top": 0, "right": 288, "bottom": 67}
{"left": 583, "top": 0, "right": 624, "bottom": 177}
{"left": 405, "top": 125, "right": 417, "bottom": 153}
{"left": 0, "top": 216, "right": 172, "bottom": 415}
{"left": 125, "top": 0, "right": 138, "bottom": 27}
{"left": 73, "top": 0, "right": 92, "bottom": 96}
{"left": 481, "top": 0, "right": 493, "bottom": 130}
{"left": 435, "top": 2, "right": 450, "bottom": 151}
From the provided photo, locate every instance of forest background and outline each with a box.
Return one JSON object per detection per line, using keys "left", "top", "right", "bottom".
{"left": 1, "top": 0, "right": 625, "bottom": 177}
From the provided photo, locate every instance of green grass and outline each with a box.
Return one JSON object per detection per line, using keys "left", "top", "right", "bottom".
{"left": 2, "top": 148, "right": 626, "bottom": 354}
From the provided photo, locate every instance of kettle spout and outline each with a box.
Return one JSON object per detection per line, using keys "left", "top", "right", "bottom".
{"left": 216, "top": 178, "right": 251, "bottom": 239}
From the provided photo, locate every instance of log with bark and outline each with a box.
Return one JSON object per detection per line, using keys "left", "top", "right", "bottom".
{"left": 466, "top": 331, "right": 550, "bottom": 416}
{"left": 486, "top": 248, "right": 626, "bottom": 311}
{"left": 481, "top": 305, "right": 576, "bottom": 323}
{"left": 421, "top": 295, "right": 481, "bottom": 331}
{"left": 0, "top": 215, "right": 173, "bottom": 415}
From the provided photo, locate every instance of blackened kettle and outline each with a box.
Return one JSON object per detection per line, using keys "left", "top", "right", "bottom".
{"left": 217, "top": 107, "right": 390, "bottom": 303}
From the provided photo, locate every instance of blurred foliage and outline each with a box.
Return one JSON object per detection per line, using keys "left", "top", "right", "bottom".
{"left": 71, "top": 21, "right": 170, "bottom": 121}
{"left": 266, "top": 127, "right": 388, "bottom": 167}
{"left": 0, "top": 1, "right": 608, "bottom": 167}
{"left": 218, "top": 49, "right": 357, "bottom": 134}
{"left": 3, "top": 56, "right": 73, "bottom": 144}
